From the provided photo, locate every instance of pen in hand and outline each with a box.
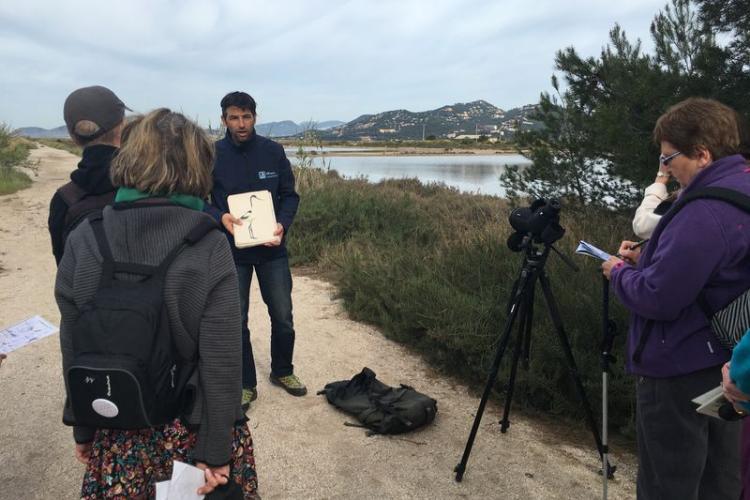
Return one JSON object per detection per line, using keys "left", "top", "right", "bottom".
{"left": 615, "top": 239, "right": 649, "bottom": 261}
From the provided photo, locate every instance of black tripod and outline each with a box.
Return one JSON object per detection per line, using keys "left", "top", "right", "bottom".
{"left": 454, "top": 238, "right": 613, "bottom": 482}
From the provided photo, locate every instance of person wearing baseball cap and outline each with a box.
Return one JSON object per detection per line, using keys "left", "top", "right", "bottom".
{"left": 48, "top": 86, "right": 129, "bottom": 265}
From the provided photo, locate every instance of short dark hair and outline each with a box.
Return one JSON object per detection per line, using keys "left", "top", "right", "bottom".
{"left": 221, "top": 92, "right": 256, "bottom": 117}
{"left": 653, "top": 97, "right": 741, "bottom": 161}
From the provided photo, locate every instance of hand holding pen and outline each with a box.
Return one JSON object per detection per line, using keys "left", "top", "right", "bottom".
{"left": 603, "top": 239, "right": 649, "bottom": 279}
{"left": 617, "top": 239, "right": 648, "bottom": 264}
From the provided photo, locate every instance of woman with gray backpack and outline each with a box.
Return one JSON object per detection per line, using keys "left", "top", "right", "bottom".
{"left": 56, "top": 109, "right": 258, "bottom": 498}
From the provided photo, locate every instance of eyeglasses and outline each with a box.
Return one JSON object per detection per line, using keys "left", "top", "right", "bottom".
{"left": 659, "top": 151, "right": 682, "bottom": 166}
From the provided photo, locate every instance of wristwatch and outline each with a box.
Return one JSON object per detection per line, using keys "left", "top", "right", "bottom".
{"left": 656, "top": 172, "right": 669, "bottom": 178}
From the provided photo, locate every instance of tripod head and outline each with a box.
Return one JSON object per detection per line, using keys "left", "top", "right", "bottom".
{"left": 506, "top": 198, "right": 579, "bottom": 272}
{"left": 507, "top": 198, "right": 564, "bottom": 249}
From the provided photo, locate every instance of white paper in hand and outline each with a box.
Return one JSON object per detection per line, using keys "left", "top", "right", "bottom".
{"left": 575, "top": 240, "right": 612, "bottom": 261}
{"left": 155, "top": 481, "right": 170, "bottom": 500}
{"left": 692, "top": 385, "right": 730, "bottom": 419}
{"left": 167, "top": 460, "right": 205, "bottom": 500}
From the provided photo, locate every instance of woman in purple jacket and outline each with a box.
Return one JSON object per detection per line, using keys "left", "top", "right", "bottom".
{"left": 603, "top": 98, "right": 750, "bottom": 500}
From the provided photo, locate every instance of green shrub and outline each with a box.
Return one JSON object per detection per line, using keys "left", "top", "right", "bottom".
{"left": 0, "top": 167, "right": 32, "bottom": 195}
{"left": 289, "top": 167, "right": 636, "bottom": 435}
{"left": 0, "top": 124, "right": 34, "bottom": 195}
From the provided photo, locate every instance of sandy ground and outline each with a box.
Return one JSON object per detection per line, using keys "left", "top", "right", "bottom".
{"left": 0, "top": 145, "right": 637, "bottom": 499}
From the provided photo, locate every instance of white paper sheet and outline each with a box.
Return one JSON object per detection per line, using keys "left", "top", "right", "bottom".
{"left": 167, "top": 460, "right": 205, "bottom": 500}
{"left": 0, "top": 315, "right": 58, "bottom": 353}
{"left": 692, "top": 384, "right": 730, "bottom": 418}
{"left": 575, "top": 240, "right": 612, "bottom": 262}
{"left": 155, "top": 481, "right": 170, "bottom": 500}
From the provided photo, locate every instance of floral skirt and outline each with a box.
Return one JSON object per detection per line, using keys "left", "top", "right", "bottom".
{"left": 80, "top": 418, "right": 257, "bottom": 499}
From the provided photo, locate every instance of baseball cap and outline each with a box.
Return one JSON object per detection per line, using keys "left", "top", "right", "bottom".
{"left": 63, "top": 86, "right": 129, "bottom": 140}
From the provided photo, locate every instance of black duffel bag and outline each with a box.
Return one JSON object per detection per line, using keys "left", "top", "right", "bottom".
{"left": 318, "top": 367, "right": 438, "bottom": 435}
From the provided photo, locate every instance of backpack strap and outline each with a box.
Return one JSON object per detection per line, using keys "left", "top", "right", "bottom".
{"left": 58, "top": 181, "right": 87, "bottom": 206}
{"left": 88, "top": 215, "right": 117, "bottom": 288}
{"left": 153, "top": 217, "right": 219, "bottom": 277}
{"left": 658, "top": 187, "right": 750, "bottom": 329}
{"left": 660, "top": 187, "right": 750, "bottom": 228}
{"left": 59, "top": 182, "right": 116, "bottom": 233}
{"left": 89, "top": 214, "right": 219, "bottom": 287}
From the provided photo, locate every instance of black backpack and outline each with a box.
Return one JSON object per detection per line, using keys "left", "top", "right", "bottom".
{"left": 318, "top": 367, "right": 438, "bottom": 435}
{"left": 57, "top": 181, "right": 116, "bottom": 244}
{"left": 64, "top": 213, "right": 218, "bottom": 429}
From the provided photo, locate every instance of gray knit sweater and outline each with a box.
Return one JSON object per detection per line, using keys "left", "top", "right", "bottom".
{"left": 55, "top": 203, "right": 244, "bottom": 466}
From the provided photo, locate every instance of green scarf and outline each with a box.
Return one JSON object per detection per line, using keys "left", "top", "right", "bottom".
{"left": 115, "top": 187, "right": 205, "bottom": 211}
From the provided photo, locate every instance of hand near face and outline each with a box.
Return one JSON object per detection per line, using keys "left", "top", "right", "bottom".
{"left": 656, "top": 163, "right": 671, "bottom": 184}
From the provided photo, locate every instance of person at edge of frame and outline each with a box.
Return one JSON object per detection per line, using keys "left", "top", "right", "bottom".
{"left": 602, "top": 97, "right": 750, "bottom": 500}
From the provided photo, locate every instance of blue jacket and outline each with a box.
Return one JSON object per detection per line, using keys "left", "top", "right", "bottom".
{"left": 206, "top": 130, "right": 300, "bottom": 265}
{"left": 611, "top": 154, "right": 750, "bottom": 377}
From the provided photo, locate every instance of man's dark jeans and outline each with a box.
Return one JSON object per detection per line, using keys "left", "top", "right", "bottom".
{"left": 236, "top": 256, "right": 295, "bottom": 389}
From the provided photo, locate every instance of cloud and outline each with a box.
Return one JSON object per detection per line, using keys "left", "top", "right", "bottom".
{"left": 0, "top": 0, "right": 665, "bottom": 128}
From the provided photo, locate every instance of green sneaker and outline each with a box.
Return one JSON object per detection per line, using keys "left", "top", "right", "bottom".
{"left": 269, "top": 373, "right": 307, "bottom": 396}
{"left": 241, "top": 387, "right": 257, "bottom": 411}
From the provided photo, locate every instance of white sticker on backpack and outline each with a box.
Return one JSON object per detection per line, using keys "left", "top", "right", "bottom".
{"left": 92, "top": 398, "right": 119, "bottom": 418}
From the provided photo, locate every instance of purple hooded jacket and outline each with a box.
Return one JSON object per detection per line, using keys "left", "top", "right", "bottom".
{"left": 611, "top": 154, "right": 750, "bottom": 377}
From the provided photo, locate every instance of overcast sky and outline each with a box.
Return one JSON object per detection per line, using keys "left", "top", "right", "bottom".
{"left": 0, "top": 0, "right": 668, "bottom": 129}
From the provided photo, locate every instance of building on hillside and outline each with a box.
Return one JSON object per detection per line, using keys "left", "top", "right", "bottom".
{"left": 477, "top": 124, "right": 498, "bottom": 134}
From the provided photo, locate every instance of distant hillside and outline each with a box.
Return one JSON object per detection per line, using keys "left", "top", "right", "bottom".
{"left": 14, "top": 126, "right": 69, "bottom": 138}
{"left": 17, "top": 120, "right": 346, "bottom": 140}
{"left": 256, "top": 120, "right": 345, "bottom": 137}
{"left": 324, "top": 100, "right": 540, "bottom": 141}
{"left": 15, "top": 104, "right": 543, "bottom": 142}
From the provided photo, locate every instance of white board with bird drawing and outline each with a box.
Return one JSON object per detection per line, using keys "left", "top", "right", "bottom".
{"left": 227, "top": 190, "right": 280, "bottom": 248}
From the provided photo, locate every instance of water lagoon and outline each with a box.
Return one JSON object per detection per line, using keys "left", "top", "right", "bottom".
{"left": 286, "top": 148, "right": 531, "bottom": 197}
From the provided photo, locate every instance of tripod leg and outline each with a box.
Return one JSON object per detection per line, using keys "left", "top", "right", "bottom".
{"left": 522, "top": 282, "right": 535, "bottom": 370}
{"left": 454, "top": 267, "right": 532, "bottom": 482}
{"left": 537, "top": 271, "right": 610, "bottom": 468}
{"left": 500, "top": 290, "right": 533, "bottom": 432}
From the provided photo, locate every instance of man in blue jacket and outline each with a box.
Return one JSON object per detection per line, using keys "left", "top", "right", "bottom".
{"left": 206, "top": 91, "right": 304, "bottom": 410}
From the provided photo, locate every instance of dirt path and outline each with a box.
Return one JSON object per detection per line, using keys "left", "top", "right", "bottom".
{"left": 0, "top": 145, "right": 637, "bottom": 499}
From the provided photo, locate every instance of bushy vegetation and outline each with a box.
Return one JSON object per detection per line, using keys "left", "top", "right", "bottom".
{"left": 0, "top": 124, "right": 35, "bottom": 195}
{"left": 289, "top": 166, "right": 637, "bottom": 434}
{"left": 503, "top": 0, "right": 750, "bottom": 208}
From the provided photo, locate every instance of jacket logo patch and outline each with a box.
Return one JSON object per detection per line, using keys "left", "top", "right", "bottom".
{"left": 258, "top": 171, "right": 278, "bottom": 180}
